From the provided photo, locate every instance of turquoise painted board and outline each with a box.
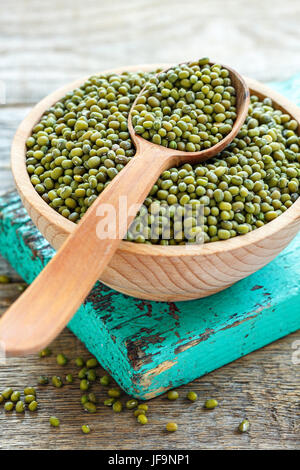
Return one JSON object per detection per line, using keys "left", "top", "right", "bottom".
{"left": 0, "top": 190, "right": 299, "bottom": 399}
{"left": 0, "top": 76, "right": 300, "bottom": 399}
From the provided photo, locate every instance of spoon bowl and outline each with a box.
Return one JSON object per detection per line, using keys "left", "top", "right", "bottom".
{"left": 128, "top": 61, "right": 250, "bottom": 166}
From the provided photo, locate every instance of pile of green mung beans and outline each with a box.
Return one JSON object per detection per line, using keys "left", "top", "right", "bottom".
{"left": 25, "top": 67, "right": 300, "bottom": 245}
{"left": 131, "top": 58, "right": 237, "bottom": 151}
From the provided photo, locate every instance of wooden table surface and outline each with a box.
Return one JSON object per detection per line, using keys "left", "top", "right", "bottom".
{"left": 0, "top": 0, "right": 299, "bottom": 450}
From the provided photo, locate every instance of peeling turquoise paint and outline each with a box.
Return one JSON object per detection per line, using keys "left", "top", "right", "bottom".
{"left": 0, "top": 77, "right": 299, "bottom": 399}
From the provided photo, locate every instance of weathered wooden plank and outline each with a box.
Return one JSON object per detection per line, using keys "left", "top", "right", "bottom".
{"left": 1, "top": 0, "right": 300, "bottom": 104}
{"left": 0, "top": 320, "right": 298, "bottom": 450}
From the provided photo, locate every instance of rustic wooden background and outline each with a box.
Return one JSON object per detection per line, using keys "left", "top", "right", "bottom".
{"left": 0, "top": 0, "right": 299, "bottom": 450}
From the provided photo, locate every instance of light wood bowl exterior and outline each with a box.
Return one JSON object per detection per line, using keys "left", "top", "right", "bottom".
{"left": 11, "top": 64, "right": 300, "bottom": 301}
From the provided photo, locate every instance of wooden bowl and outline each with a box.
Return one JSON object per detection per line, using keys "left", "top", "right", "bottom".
{"left": 11, "top": 64, "right": 300, "bottom": 301}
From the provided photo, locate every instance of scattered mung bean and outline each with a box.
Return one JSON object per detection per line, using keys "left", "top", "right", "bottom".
{"left": 86, "top": 358, "right": 98, "bottom": 368}
{"left": 112, "top": 400, "right": 123, "bottom": 412}
{"left": 138, "top": 404, "right": 148, "bottom": 412}
{"left": 238, "top": 419, "right": 250, "bottom": 433}
{"left": 137, "top": 414, "right": 148, "bottom": 425}
{"left": 80, "top": 379, "right": 90, "bottom": 391}
{"left": 4, "top": 401, "right": 14, "bottom": 412}
{"left": 78, "top": 367, "right": 88, "bottom": 379}
{"left": 75, "top": 357, "right": 85, "bottom": 367}
{"left": 10, "top": 391, "right": 21, "bottom": 402}
{"left": 108, "top": 388, "right": 121, "bottom": 398}
{"left": 24, "top": 387, "right": 36, "bottom": 396}
{"left": 82, "top": 424, "right": 91, "bottom": 434}
{"left": 104, "top": 398, "right": 115, "bottom": 407}
{"left": 187, "top": 391, "right": 198, "bottom": 402}
{"left": 204, "top": 399, "right": 218, "bottom": 409}
{"left": 52, "top": 376, "right": 63, "bottom": 388}
{"left": 2, "top": 388, "right": 13, "bottom": 400}
{"left": 88, "top": 392, "right": 97, "bottom": 404}
{"left": 86, "top": 369, "right": 97, "bottom": 382}
{"left": 56, "top": 353, "right": 68, "bottom": 366}
{"left": 15, "top": 401, "right": 25, "bottom": 413}
{"left": 49, "top": 416, "right": 60, "bottom": 427}
{"left": 39, "top": 348, "right": 52, "bottom": 358}
{"left": 100, "top": 375, "right": 110, "bottom": 386}
{"left": 38, "top": 376, "right": 49, "bottom": 385}
{"left": 167, "top": 391, "right": 179, "bottom": 401}
{"left": 83, "top": 401, "right": 97, "bottom": 413}
{"left": 166, "top": 422, "right": 178, "bottom": 432}
{"left": 81, "top": 395, "right": 89, "bottom": 405}
{"left": 126, "top": 399, "right": 138, "bottom": 410}
{"left": 24, "top": 394, "right": 36, "bottom": 404}
{"left": 28, "top": 401, "right": 38, "bottom": 412}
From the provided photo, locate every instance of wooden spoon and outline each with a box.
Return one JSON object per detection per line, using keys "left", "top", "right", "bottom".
{"left": 0, "top": 62, "right": 249, "bottom": 355}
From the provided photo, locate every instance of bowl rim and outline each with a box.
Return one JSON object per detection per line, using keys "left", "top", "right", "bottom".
{"left": 11, "top": 63, "right": 300, "bottom": 258}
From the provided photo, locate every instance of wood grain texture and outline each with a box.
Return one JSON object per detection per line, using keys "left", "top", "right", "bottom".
{"left": 11, "top": 70, "right": 300, "bottom": 301}
{"left": 2, "top": 0, "right": 300, "bottom": 106}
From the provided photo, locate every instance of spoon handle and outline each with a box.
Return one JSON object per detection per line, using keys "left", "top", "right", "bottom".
{"left": 0, "top": 145, "right": 170, "bottom": 355}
